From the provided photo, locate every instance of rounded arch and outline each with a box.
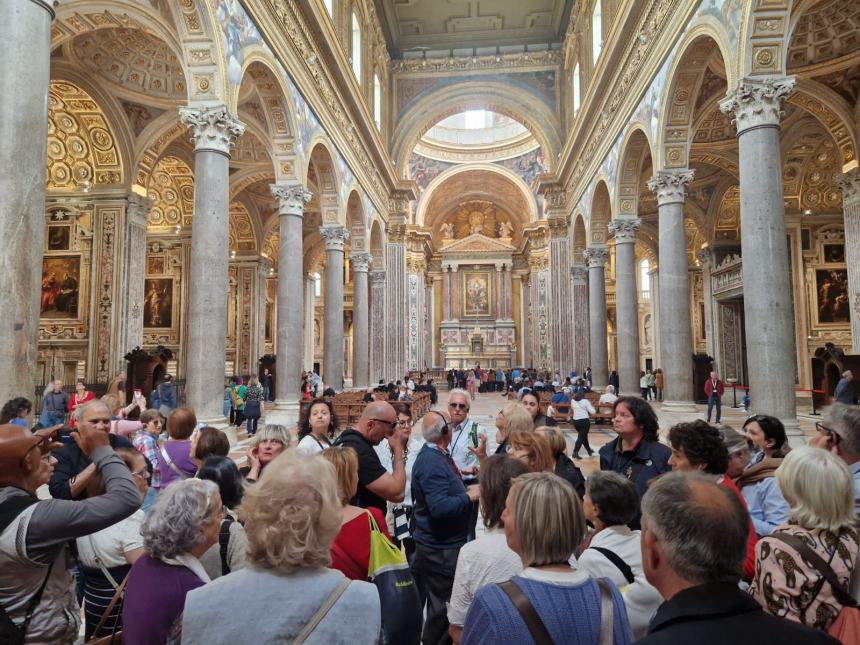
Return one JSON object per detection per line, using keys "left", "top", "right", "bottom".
{"left": 589, "top": 180, "right": 612, "bottom": 246}
{"left": 571, "top": 212, "right": 588, "bottom": 263}
{"left": 615, "top": 125, "right": 655, "bottom": 219}
{"left": 391, "top": 82, "right": 561, "bottom": 175}
{"left": 369, "top": 218, "right": 386, "bottom": 270}
{"left": 787, "top": 80, "right": 858, "bottom": 167}
{"left": 738, "top": 0, "right": 794, "bottom": 78}
{"left": 307, "top": 139, "right": 342, "bottom": 226}
{"left": 656, "top": 26, "right": 734, "bottom": 171}
{"left": 345, "top": 189, "right": 368, "bottom": 252}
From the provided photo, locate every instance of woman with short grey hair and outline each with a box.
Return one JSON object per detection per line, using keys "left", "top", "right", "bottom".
{"left": 122, "top": 478, "right": 223, "bottom": 644}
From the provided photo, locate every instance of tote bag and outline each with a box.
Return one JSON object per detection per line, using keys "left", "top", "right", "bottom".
{"left": 366, "top": 511, "right": 421, "bottom": 645}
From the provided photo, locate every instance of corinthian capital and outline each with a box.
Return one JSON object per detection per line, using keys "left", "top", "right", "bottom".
{"left": 350, "top": 252, "right": 373, "bottom": 273}
{"left": 320, "top": 225, "right": 349, "bottom": 252}
{"left": 583, "top": 246, "right": 609, "bottom": 268}
{"left": 838, "top": 169, "right": 860, "bottom": 209}
{"left": 179, "top": 105, "right": 245, "bottom": 155}
{"left": 608, "top": 218, "right": 641, "bottom": 244}
{"left": 271, "top": 182, "right": 312, "bottom": 217}
{"left": 648, "top": 169, "right": 695, "bottom": 206}
{"left": 369, "top": 270, "right": 386, "bottom": 286}
{"left": 719, "top": 77, "right": 795, "bottom": 135}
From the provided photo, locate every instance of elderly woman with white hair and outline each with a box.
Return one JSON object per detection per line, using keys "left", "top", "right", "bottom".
{"left": 122, "top": 478, "right": 223, "bottom": 644}
{"left": 750, "top": 446, "right": 859, "bottom": 633}
{"left": 598, "top": 385, "right": 619, "bottom": 405}
{"left": 181, "top": 450, "right": 381, "bottom": 642}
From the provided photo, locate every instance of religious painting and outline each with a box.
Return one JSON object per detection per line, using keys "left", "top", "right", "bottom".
{"left": 147, "top": 256, "right": 165, "bottom": 275}
{"left": 815, "top": 269, "right": 850, "bottom": 325}
{"left": 46, "top": 225, "right": 71, "bottom": 251}
{"left": 40, "top": 256, "right": 80, "bottom": 319}
{"left": 823, "top": 244, "right": 845, "bottom": 264}
{"left": 143, "top": 278, "right": 173, "bottom": 328}
{"left": 462, "top": 271, "right": 493, "bottom": 318}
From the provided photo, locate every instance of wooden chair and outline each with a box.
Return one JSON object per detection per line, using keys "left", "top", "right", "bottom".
{"left": 593, "top": 404, "right": 615, "bottom": 425}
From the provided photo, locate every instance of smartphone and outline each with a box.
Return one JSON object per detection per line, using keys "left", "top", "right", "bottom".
{"left": 133, "top": 389, "right": 142, "bottom": 400}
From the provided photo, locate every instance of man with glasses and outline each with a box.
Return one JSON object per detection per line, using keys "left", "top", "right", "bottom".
{"left": 811, "top": 402, "right": 860, "bottom": 515}
{"left": 446, "top": 389, "right": 486, "bottom": 541}
{"left": 334, "top": 400, "right": 406, "bottom": 515}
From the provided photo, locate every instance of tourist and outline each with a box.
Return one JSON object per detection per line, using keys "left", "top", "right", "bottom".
{"left": 507, "top": 429, "right": 554, "bottom": 472}
{"left": 157, "top": 407, "right": 198, "bottom": 488}
{"left": 598, "top": 384, "right": 618, "bottom": 405}
{"left": 448, "top": 455, "right": 530, "bottom": 644}
{"left": 536, "top": 426, "right": 585, "bottom": 498}
{"left": 751, "top": 446, "right": 858, "bottom": 632}
{"left": 599, "top": 397, "right": 671, "bottom": 526}
{"left": 719, "top": 425, "right": 751, "bottom": 480}
{"left": 131, "top": 409, "right": 163, "bottom": 509}
{"left": 411, "top": 410, "right": 480, "bottom": 645}
{"left": 0, "top": 397, "right": 32, "bottom": 426}
{"left": 737, "top": 414, "right": 790, "bottom": 536}
{"left": 646, "top": 369, "right": 656, "bottom": 400}
{"left": 75, "top": 448, "right": 148, "bottom": 640}
{"left": 242, "top": 376, "right": 264, "bottom": 436}
{"left": 241, "top": 424, "right": 290, "bottom": 483}
{"left": 834, "top": 369, "right": 855, "bottom": 405}
{"left": 155, "top": 374, "right": 177, "bottom": 417}
{"left": 41, "top": 379, "right": 69, "bottom": 427}
{"left": 49, "top": 400, "right": 136, "bottom": 500}
{"left": 106, "top": 370, "right": 126, "bottom": 399}
{"left": 322, "top": 445, "right": 391, "bottom": 580}
{"left": 609, "top": 370, "right": 620, "bottom": 392}
{"left": 223, "top": 378, "right": 234, "bottom": 423}
{"left": 260, "top": 367, "right": 273, "bottom": 402}
{"left": 197, "top": 455, "right": 247, "bottom": 579}
{"left": 704, "top": 371, "right": 724, "bottom": 424}
{"left": 569, "top": 390, "right": 596, "bottom": 458}
{"left": 334, "top": 401, "right": 405, "bottom": 514}
{"left": 191, "top": 426, "right": 230, "bottom": 466}
{"left": 810, "top": 403, "right": 860, "bottom": 514}
{"left": 487, "top": 401, "right": 533, "bottom": 457}
{"left": 639, "top": 370, "right": 649, "bottom": 399}
{"left": 446, "top": 388, "right": 486, "bottom": 539}
{"left": 654, "top": 369, "right": 663, "bottom": 401}
{"left": 667, "top": 420, "right": 757, "bottom": 581}
{"left": 68, "top": 380, "right": 95, "bottom": 428}
{"left": 462, "top": 472, "right": 633, "bottom": 644}
{"left": 0, "top": 422, "right": 139, "bottom": 643}
{"left": 231, "top": 376, "right": 247, "bottom": 428}
{"left": 636, "top": 472, "right": 833, "bottom": 644}
{"left": 297, "top": 398, "right": 337, "bottom": 455}
{"left": 573, "top": 471, "right": 662, "bottom": 639}
{"left": 181, "top": 451, "right": 381, "bottom": 642}
{"left": 122, "top": 478, "right": 223, "bottom": 644}
{"left": 521, "top": 389, "right": 556, "bottom": 429}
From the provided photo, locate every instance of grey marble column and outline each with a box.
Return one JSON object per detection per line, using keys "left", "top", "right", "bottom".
{"left": 322, "top": 226, "right": 349, "bottom": 390}
{"left": 721, "top": 78, "right": 799, "bottom": 435}
{"left": 0, "top": 0, "right": 53, "bottom": 404}
{"left": 838, "top": 170, "right": 860, "bottom": 353}
{"left": 570, "top": 265, "right": 591, "bottom": 374}
{"left": 370, "top": 270, "right": 386, "bottom": 381}
{"left": 697, "top": 249, "right": 716, "bottom": 361}
{"left": 584, "top": 247, "right": 609, "bottom": 390}
{"left": 179, "top": 106, "right": 245, "bottom": 423}
{"left": 648, "top": 170, "right": 696, "bottom": 410}
{"left": 609, "top": 219, "right": 642, "bottom": 396}
{"left": 266, "top": 183, "right": 312, "bottom": 426}
{"left": 123, "top": 194, "right": 153, "bottom": 356}
{"left": 549, "top": 217, "right": 573, "bottom": 375}
{"left": 304, "top": 273, "right": 316, "bottom": 371}
{"left": 649, "top": 268, "right": 662, "bottom": 376}
{"left": 351, "top": 252, "right": 371, "bottom": 388}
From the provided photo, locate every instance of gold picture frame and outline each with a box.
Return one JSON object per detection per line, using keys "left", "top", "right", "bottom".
{"left": 461, "top": 270, "right": 493, "bottom": 318}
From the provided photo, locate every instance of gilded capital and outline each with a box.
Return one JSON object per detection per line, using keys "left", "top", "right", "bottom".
{"left": 584, "top": 247, "right": 609, "bottom": 268}
{"left": 570, "top": 265, "right": 589, "bottom": 285}
{"left": 648, "top": 170, "right": 695, "bottom": 206}
{"left": 350, "top": 252, "right": 372, "bottom": 273}
{"left": 837, "top": 169, "right": 860, "bottom": 209}
{"left": 179, "top": 105, "right": 245, "bottom": 155}
{"left": 697, "top": 247, "right": 714, "bottom": 269}
{"left": 608, "top": 218, "right": 641, "bottom": 244}
{"left": 719, "top": 77, "right": 795, "bottom": 135}
{"left": 126, "top": 193, "right": 154, "bottom": 227}
{"left": 271, "top": 182, "right": 312, "bottom": 217}
{"left": 320, "top": 226, "right": 349, "bottom": 252}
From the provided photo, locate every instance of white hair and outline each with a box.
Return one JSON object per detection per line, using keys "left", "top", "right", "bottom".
{"left": 605, "top": 385, "right": 616, "bottom": 394}
{"left": 447, "top": 388, "right": 470, "bottom": 407}
{"left": 73, "top": 399, "right": 112, "bottom": 423}
{"left": 142, "top": 479, "right": 220, "bottom": 559}
{"left": 422, "top": 412, "right": 448, "bottom": 443}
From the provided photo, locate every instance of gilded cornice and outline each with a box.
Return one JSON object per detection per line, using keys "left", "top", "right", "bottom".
{"left": 390, "top": 50, "right": 563, "bottom": 76}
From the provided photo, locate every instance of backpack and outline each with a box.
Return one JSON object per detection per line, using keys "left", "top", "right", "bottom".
{"left": 219, "top": 515, "right": 234, "bottom": 576}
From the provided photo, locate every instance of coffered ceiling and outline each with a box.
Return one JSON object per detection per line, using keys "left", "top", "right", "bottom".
{"left": 374, "top": 0, "right": 575, "bottom": 57}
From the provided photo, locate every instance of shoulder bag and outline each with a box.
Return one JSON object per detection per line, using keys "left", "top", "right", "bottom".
{"left": 771, "top": 531, "right": 860, "bottom": 644}
{"left": 588, "top": 546, "right": 635, "bottom": 585}
{"left": 497, "top": 578, "right": 615, "bottom": 645}
{"left": 219, "top": 515, "right": 235, "bottom": 576}
{"left": 293, "top": 578, "right": 352, "bottom": 644}
{"left": 86, "top": 573, "right": 129, "bottom": 645}
{"left": 159, "top": 443, "right": 192, "bottom": 480}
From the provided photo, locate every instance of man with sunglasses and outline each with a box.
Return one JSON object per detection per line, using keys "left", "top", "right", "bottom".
{"left": 446, "top": 389, "right": 486, "bottom": 541}
{"left": 810, "top": 402, "right": 860, "bottom": 516}
{"left": 334, "top": 400, "right": 406, "bottom": 515}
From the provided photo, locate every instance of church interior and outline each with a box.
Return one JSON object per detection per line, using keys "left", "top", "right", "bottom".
{"left": 3, "top": 0, "right": 860, "bottom": 437}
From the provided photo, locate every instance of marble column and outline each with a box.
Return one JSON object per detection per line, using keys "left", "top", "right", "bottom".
{"left": 838, "top": 170, "right": 860, "bottom": 353}
{"left": 649, "top": 268, "right": 662, "bottom": 376}
{"left": 351, "top": 252, "right": 371, "bottom": 388}
{"left": 648, "top": 171, "right": 696, "bottom": 410}
{"left": 584, "top": 247, "right": 609, "bottom": 390}
{"left": 370, "top": 270, "right": 386, "bottom": 381}
{"left": 266, "top": 182, "right": 311, "bottom": 426}
{"left": 697, "top": 249, "right": 716, "bottom": 361}
{"left": 386, "top": 217, "right": 408, "bottom": 381}
{"left": 322, "top": 226, "right": 349, "bottom": 390}
{"left": 122, "top": 194, "right": 152, "bottom": 358}
{"left": 570, "top": 264, "right": 590, "bottom": 375}
{"left": 608, "top": 219, "right": 642, "bottom": 396}
{"left": 721, "top": 78, "right": 799, "bottom": 435}
{"left": 548, "top": 216, "right": 574, "bottom": 375}
{"left": 179, "top": 106, "right": 245, "bottom": 423}
{"left": 304, "top": 273, "right": 315, "bottom": 371}
{"left": 0, "top": 0, "right": 53, "bottom": 403}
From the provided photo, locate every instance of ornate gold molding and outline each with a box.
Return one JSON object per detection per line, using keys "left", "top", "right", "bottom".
{"left": 391, "top": 50, "right": 563, "bottom": 75}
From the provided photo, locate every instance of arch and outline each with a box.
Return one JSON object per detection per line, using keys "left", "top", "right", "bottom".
{"left": 588, "top": 180, "right": 612, "bottom": 246}
{"left": 345, "top": 189, "right": 368, "bottom": 252}
{"left": 391, "top": 82, "right": 562, "bottom": 175}
{"left": 369, "top": 218, "right": 385, "bottom": 271}
{"left": 615, "top": 126, "right": 655, "bottom": 219}
{"left": 229, "top": 200, "right": 258, "bottom": 253}
{"left": 738, "top": 0, "right": 794, "bottom": 78}
{"left": 787, "top": 81, "right": 858, "bottom": 168}
{"left": 571, "top": 212, "right": 588, "bottom": 263}
{"left": 233, "top": 52, "right": 297, "bottom": 136}
{"left": 147, "top": 155, "right": 194, "bottom": 230}
{"left": 307, "top": 140, "right": 342, "bottom": 226}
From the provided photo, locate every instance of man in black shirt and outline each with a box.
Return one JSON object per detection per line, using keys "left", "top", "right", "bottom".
{"left": 334, "top": 400, "right": 405, "bottom": 514}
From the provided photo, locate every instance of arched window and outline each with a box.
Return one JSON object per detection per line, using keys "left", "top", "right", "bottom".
{"left": 572, "top": 62, "right": 581, "bottom": 115}
{"left": 351, "top": 12, "right": 362, "bottom": 81}
{"left": 640, "top": 259, "right": 650, "bottom": 300}
{"left": 592, "top": 1, "right": 603, "bottom": 66}
{"left": 313, "top": 272, "right": 322, "bottom": 298}
{"left": 373, "top": 73, "right": 382, "bottom": 129}
{"left": 324, "top": 0, "right": 333, "bottom": 17}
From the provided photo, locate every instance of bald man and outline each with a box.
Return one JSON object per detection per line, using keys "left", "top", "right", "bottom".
{"left": 334, "top": 400, "right": 405, "bottom": 514}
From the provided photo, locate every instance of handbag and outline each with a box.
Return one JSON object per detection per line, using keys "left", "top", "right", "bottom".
{"left": 293, "top": 578, "right": 351, "bottom": 644}
{"left": 243, "top": 399, "right": 261, "bottom": 418}
{"left": 366, "top": 511, "right": 421, "bottom": 645}
{"left": 771, "top": 532, "right": 860, "bottom": 644}
{"left": 86, "top": 573, "right": 128, "bottom": 645}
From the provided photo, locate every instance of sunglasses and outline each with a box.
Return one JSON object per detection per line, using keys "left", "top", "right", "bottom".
{"left": 448, "top": 403, "right": 468, "bottom": 410}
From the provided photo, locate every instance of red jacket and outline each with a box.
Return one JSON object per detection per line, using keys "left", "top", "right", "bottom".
{"left": 704, "top": 378, "right": 724, "bottom": 398}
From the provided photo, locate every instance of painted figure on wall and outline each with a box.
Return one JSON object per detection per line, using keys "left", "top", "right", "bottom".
{"left": 463, "top": 272, "right": 492, "bottom": 317}
{"left": 143, "top": 278, "right": 173, "bottom": 328}
{"left": 40, "top": 256, "right": 80, "bottom": 318}
{"left": 817, "top": 269, "right": 850, "bottom": 324}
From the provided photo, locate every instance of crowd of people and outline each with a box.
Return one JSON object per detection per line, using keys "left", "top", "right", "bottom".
{"left": 0, "top": 370, "right": 859, "bottom": 645}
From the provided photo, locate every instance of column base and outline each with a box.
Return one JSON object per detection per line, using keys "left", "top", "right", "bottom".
{"left": 264, "top": 399, "right": 301, "bottom": 428}
{"left": 660, "top": 400, "right": 698, "bottom": 413}
{"left": 782, "top": 418, "right": 804, "bottom": 443}
{"left": 194, "top": 415, "right": 236, "bottom": 446}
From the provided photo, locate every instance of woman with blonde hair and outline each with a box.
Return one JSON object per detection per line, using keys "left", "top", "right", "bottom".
{"left": 242, "top": 376, "right": 265, "bottom": 436}
{"left": 492, "top": 401, "right": 533, "bottom": 456}
{"left": 751, "top": 446, "right": 858, "bottom": 632}
{"left": 241, "top": 423, "right": 290, "bottom": 483}
{"left": 506, "top": 430, "right": 554, "bottom": 473}
{"left": 536, "top": 426, "right": 585, "bottom": 498}
{"left": 181, "top": 451, "right": 381, "bottom": 643}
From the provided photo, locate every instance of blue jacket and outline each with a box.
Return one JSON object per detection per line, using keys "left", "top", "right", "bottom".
{"left": 835, "top": 377, "right": 854, "bottom": 404}
{"left": 410, "top": 443, "right": 471, "bottom": 549}
{"left": 599, "top": 437, "right": 671, "bottom": 500}
{"left": 156, "top": 382, "right": 177, "bottom": 409}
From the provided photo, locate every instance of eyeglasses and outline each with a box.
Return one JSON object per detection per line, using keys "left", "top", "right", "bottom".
{"left": 815, "top": 421, "right": 840, "bottom": 443}
{"left": 448, "top": 403, "right": 468, "bottom": 410}
{"left": 396, "top": 419, "right": 411, "bottom": 426}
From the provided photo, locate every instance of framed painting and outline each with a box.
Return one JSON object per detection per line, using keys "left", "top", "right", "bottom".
{"left": 143, "top": 278, "right": 174, "bottom": 328}
{"left": 461, "top": 270, "right": 493, "bottom": 318}
{"left": 823, "top": 244, "right": 845, "bottom": 264}
{"left": 147, "top": 256, "right": 165, "bottom": 275}
{"left": 46, "top": 225, "right": 71, "bottom": 251}
{"left": 40, "top": 255, "right": 80, "bottom": 319}
{"left": 815, "top": 269, "right": 850, "bottom": 325}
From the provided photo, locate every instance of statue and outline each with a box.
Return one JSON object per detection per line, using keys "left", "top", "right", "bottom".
{"left": 498, "top": 220, "right": 513, "bottom": 238}
{"left": 441, "top": 222, "right": 455, "bottom": 240}
{"left": 468, "top": 210, "right": 484, "bottom": 235}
